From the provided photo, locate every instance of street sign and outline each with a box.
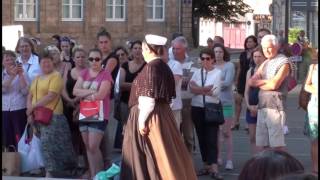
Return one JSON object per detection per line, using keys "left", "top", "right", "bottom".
{"left": 291, "top": 42, "right": 303, "bottom": 56}
{"left": 289, "top": 56, "right": 302, "bottom": 62}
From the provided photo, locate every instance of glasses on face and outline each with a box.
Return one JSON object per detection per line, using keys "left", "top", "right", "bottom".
{"left": 88, "top": 57, "right": 101, "bottom": 62}
{"left": 200, "top": 57, "right": 211, "bottom": 61}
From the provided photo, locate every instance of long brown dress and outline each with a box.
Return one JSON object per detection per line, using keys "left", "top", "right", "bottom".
{"left": 120, "top": 58, "right": 197, "bottom": 180}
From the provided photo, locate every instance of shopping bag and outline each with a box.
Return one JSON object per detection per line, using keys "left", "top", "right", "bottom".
{"left": 79, "top": 100, "right": 104, "bottom": 122}
{"left": 2, "top": 145, "right": 21, "bottom": 176}
{"left": 18, "top": 124, "right": 45, "bottom": 173}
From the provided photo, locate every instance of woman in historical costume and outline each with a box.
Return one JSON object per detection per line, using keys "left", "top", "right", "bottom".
{"left": 120, "top": 34, "right": 197, "bottom": 180}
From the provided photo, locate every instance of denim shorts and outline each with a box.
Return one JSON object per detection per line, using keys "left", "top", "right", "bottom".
{"left": 79, "top": 120, "right": 107, "bottom": 134}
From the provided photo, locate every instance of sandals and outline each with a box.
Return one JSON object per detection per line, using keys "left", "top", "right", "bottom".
{"left": 196, "top": 168, "right": 210, "bottom": 176}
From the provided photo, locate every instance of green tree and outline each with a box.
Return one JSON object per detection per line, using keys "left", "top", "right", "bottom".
{"left": 193, "top": 0, "right": 252, "bottom": 22}
{"left": 288, "top": 27, "right": 302, "bottom": 44}
{"left": 191, "top": 0, "right": 253, "bottom": 46}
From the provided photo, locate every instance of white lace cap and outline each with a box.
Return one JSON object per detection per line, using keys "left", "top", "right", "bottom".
{"left": 145, "top": 34, "right": 167, "bottom": 46}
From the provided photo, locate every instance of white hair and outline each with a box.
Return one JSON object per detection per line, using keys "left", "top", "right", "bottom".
{"left": 172, "top": 36, "right": 188, "bottom": 49}
{"left": 261, "top": 34, "right": 279, "bottom": 46}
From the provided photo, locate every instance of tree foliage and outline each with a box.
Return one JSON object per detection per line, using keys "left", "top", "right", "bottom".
{"left": 288, "top": 27, "right": 302, "bottom": 44}
{"left": 193, "top": 0, "right": 253, "bottom": 22}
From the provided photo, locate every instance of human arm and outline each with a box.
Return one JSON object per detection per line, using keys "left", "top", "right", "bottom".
{"left": 119, "top": 67, "right": 131, "bottom": 91}
{"left": 105, "top": 57, "right": 118, "bottom": 73}
{"left": 73, "top": 76, "right": 96, "bottom": 98}
{"left": 304, "top": 64, "right": 317, "bottom": 95}
{"left": 17, "top": 65, "right": 29, "bottom": 95}
{"left": 235, "top": 60, "right": 241, "bottom": 86}
{"left": 138, "top": 96, "right": 155, "bottom": 136}
{"left": 2, "top": 66, "right": 18, "bottom": 92}
{"left": 259, "top": 63, "right": 290, "bottom": 90}
{"left": 244, "top": 70, "right": 258, "bottom": 116}
{"left": 247, "top": 61, "right": 267, "bottom": 87}
{"left": 221, "top": 63, "right": 236, "bottom": 89}
{"left": 88, "top": 80, "right": 112, "bottom": 101}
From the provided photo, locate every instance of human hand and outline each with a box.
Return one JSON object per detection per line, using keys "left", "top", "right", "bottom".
{"left": 7, "top": 65, "right": 18, "bottom": 76}
{"left": 139, "top": 123, "right": 149, "bottom": 136}
{"left": 26, "top": 106, "right": 34, "bottom": 116}
{"left": 27, "top": 115, "right": 34, "bottom": 124}
{"left": 17, "top": 64, "right": 24, "bottom": 76}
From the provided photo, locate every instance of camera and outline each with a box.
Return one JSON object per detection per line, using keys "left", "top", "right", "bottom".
{"left": 15, "top": 61, "right": 22, "bottom": 66}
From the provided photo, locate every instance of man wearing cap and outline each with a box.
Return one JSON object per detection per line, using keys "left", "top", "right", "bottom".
{"left": 120, "top": 34, "right": 197, "bottom": 180}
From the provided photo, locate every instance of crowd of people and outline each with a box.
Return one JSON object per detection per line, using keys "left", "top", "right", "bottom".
{"left": 2, "top": 27, "right": 318, "bottom": 180}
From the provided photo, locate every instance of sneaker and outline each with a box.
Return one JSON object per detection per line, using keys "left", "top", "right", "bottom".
{"left": 283, "top": 125, "right": 289, "bottom": 135}
{"left": 225, "top": 160, "right": 233, "bottom": 170}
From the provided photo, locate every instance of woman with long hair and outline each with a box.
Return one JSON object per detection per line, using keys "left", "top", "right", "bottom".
{"left": 234, "top": 35, "right": 258, "bottom": 130}
{"left": 213, "top": 43, "right": 235, "bottom": 170}
{"left": 244, "top": 46, "right": 266, "bottom": 155}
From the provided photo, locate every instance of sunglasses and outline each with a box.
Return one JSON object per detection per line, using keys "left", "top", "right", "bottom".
{"left": 88, "top": 57, "right": 101, "bottom": 62}
{"left": 200, "top": 57, "right": 211, "bottom": 61}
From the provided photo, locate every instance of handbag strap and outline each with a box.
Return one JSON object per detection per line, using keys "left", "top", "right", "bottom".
{"left": 201, "top": 68, "right": 206, "bottom": 107}
{"left": 35, "top": 75, "right": 59, "bottom": 112}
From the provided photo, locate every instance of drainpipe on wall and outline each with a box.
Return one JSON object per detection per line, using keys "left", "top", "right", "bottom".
{"left": 37, "top": 0, "right": 40, "bottom": 33}
{"left": 284, "top": 0, "right": 289, "bottom": 44}
{"left": 178, "top": 0, "right": 182, "bottom": 33}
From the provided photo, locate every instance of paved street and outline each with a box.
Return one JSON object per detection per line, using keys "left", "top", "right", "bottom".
{"left": 108, "top": 84, "right": 312, "bottom": 180}
{"left": 3, "top": 50, "right": 314, "bottom": 180}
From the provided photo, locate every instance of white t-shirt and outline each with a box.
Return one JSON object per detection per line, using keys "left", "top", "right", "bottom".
{"left": 190, "top": 68, "right": 222, "bottom": 107}
{"left": 167, "top": 59, "right": 183, "bottom": 110}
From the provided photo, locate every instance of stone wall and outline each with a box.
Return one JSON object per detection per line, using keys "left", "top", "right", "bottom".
{"left": 2, "top": 0, "right": 192, "bottom": 50}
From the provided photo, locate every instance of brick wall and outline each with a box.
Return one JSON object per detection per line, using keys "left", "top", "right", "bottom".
{"left": 2, "top": 0, "right": 194, "bottom": 51}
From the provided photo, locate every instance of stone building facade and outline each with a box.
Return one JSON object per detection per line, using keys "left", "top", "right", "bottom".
{"left": 271, "top": 0, "right": 318, "bottom": 47}
{"left": 2, "top": 0, "right": 193, "bottom": 50}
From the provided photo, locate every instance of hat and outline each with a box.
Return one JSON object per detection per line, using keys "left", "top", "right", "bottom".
{"left": 145, "top": 34, "right": 167, "bottom": 46}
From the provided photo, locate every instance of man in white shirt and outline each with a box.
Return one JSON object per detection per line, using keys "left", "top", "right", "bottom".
{"left": 171, "top": 36, "right": 197, "bottom": 153}
{"left": 167, "top": 56, "right": 183, "bottom": 131}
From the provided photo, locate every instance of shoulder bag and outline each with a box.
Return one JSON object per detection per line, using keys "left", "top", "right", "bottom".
{"left": 201, "top": 68, "right": 225, "bottom": 125}
{"left": 33, "top": 77, "right": 59, "bottom": 125}
{"left": 298, "top": 64, "right": 315, "bottom": 111}
{"left": 79, "top": 70, "right": 104, "bottom": 122}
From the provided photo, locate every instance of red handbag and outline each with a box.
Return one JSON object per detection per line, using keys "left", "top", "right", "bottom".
{"left": 33, "top": 78, "right": 59, "bottom": 125}
{"left": 79, "top": 100, "right": 104, "bottom": 122}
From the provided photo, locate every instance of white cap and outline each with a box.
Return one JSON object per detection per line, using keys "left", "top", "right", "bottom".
{"left": 145, "top": 34, "right": 167, "bottom": 46}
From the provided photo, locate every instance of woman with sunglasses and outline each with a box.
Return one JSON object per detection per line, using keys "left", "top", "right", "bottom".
{"left": 73, "top": 48, "right": 112, "bottom": 179}
{"left": 189, "top": 48, "right": 223, "bottom": 179}
{"left": 120, "top": 34, "right": 196, "bottom": 180}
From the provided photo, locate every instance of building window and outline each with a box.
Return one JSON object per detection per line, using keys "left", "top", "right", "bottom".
{"left": 146, "top": 0, "right": 165, "bottom": 21}
{"left": 62, "top": 0, "right": 83, "bottom": 21}
{"left": 106, "top": 0, "right": 126, "bottom": 21}
{"left": 14, "top": 0, "right": 37, "bottom": 21}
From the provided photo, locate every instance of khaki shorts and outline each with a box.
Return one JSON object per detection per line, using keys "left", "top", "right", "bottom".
{"left": 256, "top": 108, "right": 286, "bottom": 147}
